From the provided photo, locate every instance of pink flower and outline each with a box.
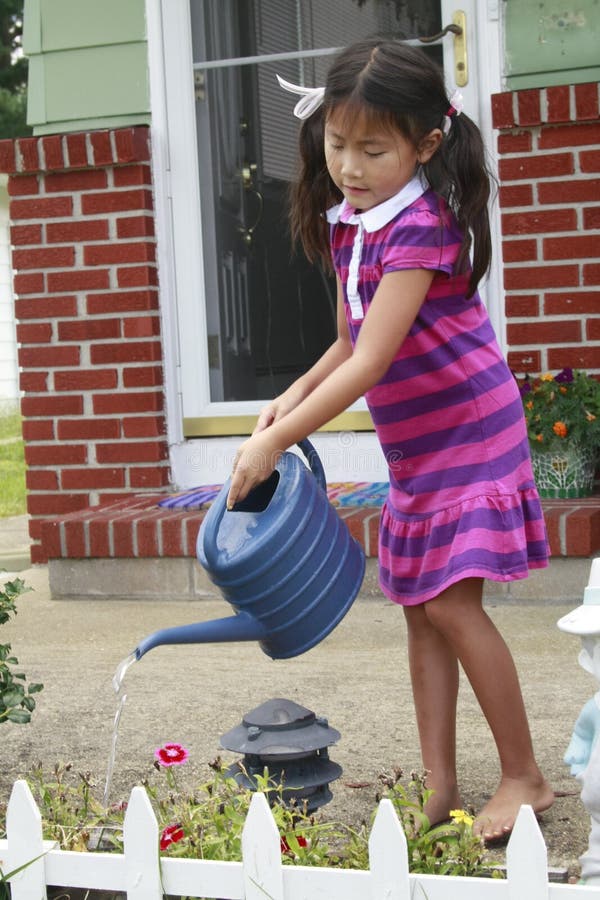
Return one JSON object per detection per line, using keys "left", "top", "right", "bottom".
{"left": 160, "top": 823, "right": 185, "bottom": 851}
{"left": 154, "top": 742, "right": 189, "bottom": 767}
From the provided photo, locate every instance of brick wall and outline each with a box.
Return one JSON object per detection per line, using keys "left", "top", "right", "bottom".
{"left": 491, "top": 83, "right": 600, "bottom": 376}
{"left": 0, "top": 126, "right": 170, "bottom": 563}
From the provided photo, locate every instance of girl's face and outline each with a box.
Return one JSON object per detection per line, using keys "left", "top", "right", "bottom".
{"left": 324, "top": 107, "right": 440, "bottom": 212}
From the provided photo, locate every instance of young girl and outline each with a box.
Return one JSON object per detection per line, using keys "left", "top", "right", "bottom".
{"left": 226, "top": 39, "right": 554, "bottom": 841}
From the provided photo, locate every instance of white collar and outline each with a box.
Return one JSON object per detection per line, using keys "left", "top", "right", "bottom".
{"left": 326, "top": 171, "right": 428, "bottom": 232}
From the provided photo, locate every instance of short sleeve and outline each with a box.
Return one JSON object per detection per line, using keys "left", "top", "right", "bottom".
{"left": 380, "top": 204, "right": 461, "bottom": 277}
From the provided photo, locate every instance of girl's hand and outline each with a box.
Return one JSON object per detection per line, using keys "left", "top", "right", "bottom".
{"left": 226, "top": 431, "right": 282, "bottom": 509}
{"left": 253, "top": 387, "right": 304, "bottom": 434}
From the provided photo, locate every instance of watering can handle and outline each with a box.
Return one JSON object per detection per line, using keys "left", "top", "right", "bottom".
{"left": 201, "top": 439, "right": 327, "bottom": 569}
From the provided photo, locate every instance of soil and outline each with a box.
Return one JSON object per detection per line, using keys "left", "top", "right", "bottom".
{"left": 0, "top": 564, "right": 595, "bottom": 885}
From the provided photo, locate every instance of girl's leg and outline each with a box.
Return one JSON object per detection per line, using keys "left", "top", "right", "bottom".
{"left": 422, "top": 577, "right": 554, "bottom": 840}
{"left": 403, "top": 602, "right": 461, "bottom": 825}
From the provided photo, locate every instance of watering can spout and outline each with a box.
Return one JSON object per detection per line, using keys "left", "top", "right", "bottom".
{"left": 134, "top": 611, "right": 268, "bottom": 660}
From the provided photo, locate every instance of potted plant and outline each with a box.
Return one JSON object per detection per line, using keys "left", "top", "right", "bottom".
{"left": 518, "top": 368, "right": 600, "bottom": 498}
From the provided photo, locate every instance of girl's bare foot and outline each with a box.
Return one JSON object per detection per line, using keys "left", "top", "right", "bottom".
{"left": 473, "top": 775, "right": 555, "bottom": 842}
{"left": 423, "top": 782, "right": 461, "bottom": 828}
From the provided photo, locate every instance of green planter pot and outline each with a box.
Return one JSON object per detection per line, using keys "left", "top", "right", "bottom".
{"left": 530, "top": 441, "right": 598, "bottom": 499}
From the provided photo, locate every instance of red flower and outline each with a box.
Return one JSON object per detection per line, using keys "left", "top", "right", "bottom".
{"left": 160, "top": 823, "right": 185, "bottom": 851}
{"left": 280, "top": 834, "right": 308, "bottom": 856}
{"left": 552, "top": 421, "right": 568, "bottom": 438}
{"left": 154, "top": 742, "right": 189, "bottom": 767}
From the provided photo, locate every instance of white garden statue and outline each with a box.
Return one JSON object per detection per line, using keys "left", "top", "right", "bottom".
{"left": 558, "top": 557, "right": 600, "bottom": 885}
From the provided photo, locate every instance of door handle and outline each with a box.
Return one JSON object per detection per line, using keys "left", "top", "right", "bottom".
{"left": 451, "top": 10, "right": 468, "bottom": 86}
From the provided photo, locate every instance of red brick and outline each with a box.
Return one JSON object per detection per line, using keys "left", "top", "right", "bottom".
{"left": 21, "top": 395, "right": 83, "bottom": 417}
{"left": 30, "top": 543, "right": 48, "bottom": 565}
{"left": 491, "top": 92, "right": 515, "bottom": 129}
{"left": 22, "top": 419, "right": 54, "bottom": 441}
{"left": 122, "top": 415, "right": 165, "bottom": 438}
{"left": 66, "top": 133, "right": 89, "bottom": 168}
{"left": 503, "top": 265, "right": 579, "bottom": 290}
{"left": 587, "top": 319, "right": 600, "bottom": 341}
{"left": 13, "top": 272, "right": 45, "bottom": 294}
{"left": 26, "top": 469, "right": 59, "bottom": 490}
{"left": 502, "top": 239, "right": 537, "bottom": 263}
{"left": 546, "top": 85, "right": 570, "bottom": 123}
{"left": 116, "top": 215, "right": 155, "bottom": 239}
{"left": 93, "top": 390, "right": 163, "bottom": 414}
{"left": 544, "top": 290, "right": 600, "bottom": 315}
{"left": 184, "top": 513, "right": 206, "bottom": 555}
{"left": 581, "top": 150, "right": 600, "bottom": 173}
{"left": 19, "top": 344, "right": 80, "bottom": 368}
{"left": 17, "top": 321, "right": 52, "bottom": 343}
{"left": 54, "top": 369, "right": 119, "bottom": 392}
{"left": 86, "top": 289, "right": 159, "bottom": 314}
{"left": 548, "top": 346, "right": 600, "bottom": 370}
{"left": 90, "top": 131, "right": 113, "bottom": 166}
{"left": 90, "top": 341, "right": 162, "bottom": 365}
{"left": 114, "top": 127, "right": 150, "bottom": 164}
{"left": 117, "top": 265, "right": 158, "bottom": 287}
{"left": 541, "top": 504, "right": 562, "bottom": 556}
{"left": 96, "top": 441, "right": 167, "bottom": 464}
{"left": 112, "top": 517, "right": 135, "bottom": 558}
{"left": 46, "top": 219, "right": 109, "bottom": 243}
{"left": 17, "top": 137, "right": 41, "bottom": 172}
{"left": 539, "top": 123, "right": 600, "bottom": 149}
{"left": 136, "top": 516, "right": 160, "bottom": 556}
{"left": 123, "top": 315, "right": 161, "bottom": 338}
{"left": 0, "top": 139, "right": 16, "bottom": 172}
{"left": 8, "top": 174, "right": 40, "bottom": 196}
{"left": 506, "top": 319, "right": 581, "bottom": 346}
{"left": 565, "top": 507, "right": 600, "bottom": 556}
{"left": 19, "top": 371, "right": 48, "bottom": 392}
{"left": 123, "top": 365, "right": 163, "bottom": 387}
{"left": 538, "top": 179, "right": 600, "bottom": 204}
{"left": 505, "top": 294, "right": 539, "bottom": 317}
{"left": 57, "top": 318, "right": 121, "bottom": 342}
{"left": 39, "top": 520, "right": 62, "bottom": 559}
{"left": 45, "top": 170, "right": 107, "bottom": 193}
{"left": 57, "top": 417, "right": 120, "bottom": 439}
{"left": 497, "top": 131, "right": 532, "bottom": 154}
{"left": 81, "top": 189, "right": 153, "bottom": 215}
{"left": 27, "top": 494, "right": 90, "bottom": 516}
{"left": 584, "top": 264, "right": 600, "bottom": 285}
{"left": 89, "top": 518, "right": 111, "bottom": 556}
{"left": 16, "top": 294, "right": 77, "bottom": 319}
{"left": 517, "top": 89, "right": 541, "bottom": 126}
{"left": 25, "top": 443, "right": 87, "bottom": 466}
{"left": 113, "top": 165, "right": 152, "bottom": 187}
{"left": 544, "top": 235, "right": 600, "bottom": 260}
{"left": 12, "top": 245, "right": 75, "bottom": 270}
{"left": 498, "top": 184, "right": 533, "bottom": 208}
{"left": 64, "top": 520, "right": 87, "bottom": 558}
{"left": 160, "top": 516, "right": 184, "bottom": 556}
{"left": 575, "top": 83, "right": 600, "bottom": 121}
{"left": 10, "top": 223, "right": 42, "bottom": 245}
{"left": 10, "top": 195, "right": 73, "bottom": 219}
{"left": 584, "top": 207, "right": 600, "bottom": 229}
{"left": 130, "top": 466, "right": 170, "bottom": 489}
{"left": 42, "top": 134, "right": 65, "bottom": 170}
{"left": 47, "top": 269, "right": 110, "bottom": 292}
{"left": 62, "top": 468, "right": 125, "bottom": 490}
{"left": 84, "top": 241, "right": 155, "bottom": 266}
{"left": 499, "top": 153, "right": 574, "bottom": 181}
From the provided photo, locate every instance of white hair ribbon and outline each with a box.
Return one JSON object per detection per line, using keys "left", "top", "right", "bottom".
{"left": 276, "top": 75, "right": 325, "bottom": 120}
{"left": 442, "top": 89, "right": 464, "bottom": 135}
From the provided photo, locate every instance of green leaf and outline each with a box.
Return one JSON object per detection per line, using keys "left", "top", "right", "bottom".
{"left": 7, "top": 708, "right": 30, "bottom": 723}
{"left": 28, "top": 683, "right": 43, "bottom": 693}
{"left": 2, "top": 687, "right": 24, "bottom": 707}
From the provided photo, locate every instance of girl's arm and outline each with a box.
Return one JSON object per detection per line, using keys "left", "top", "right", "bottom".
{"left": 227, "top": 267, "right": 434, "bottom": 508}
{"left": 253, "top": 277, "right": 352, "bottom": 432}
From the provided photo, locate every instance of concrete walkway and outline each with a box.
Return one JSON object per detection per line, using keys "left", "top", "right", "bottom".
{"left": 0, "top": 514, "right": 597, "bottom": 878}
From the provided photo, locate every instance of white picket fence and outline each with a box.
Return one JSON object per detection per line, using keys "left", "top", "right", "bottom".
{"left": 2, "top": 779, "right": 600, "bottom": 900}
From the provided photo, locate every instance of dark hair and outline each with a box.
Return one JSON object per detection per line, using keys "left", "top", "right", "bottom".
{"left": 290, "top": 38, "right": 492, "bottom": 298}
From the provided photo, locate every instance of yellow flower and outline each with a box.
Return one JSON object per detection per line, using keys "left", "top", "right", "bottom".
{"left": 541, "top": 373, "right": 554, "bottom": 381}
{"left": 552, "top": 421, "right": 568, "bottom": 438}
{"left": 450, "top": 809, "right": 474, "bottom": 827}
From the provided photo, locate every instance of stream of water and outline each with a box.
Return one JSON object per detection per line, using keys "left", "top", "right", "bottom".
{"left": 103, "top": 651, "right": 137, "bottom": 808}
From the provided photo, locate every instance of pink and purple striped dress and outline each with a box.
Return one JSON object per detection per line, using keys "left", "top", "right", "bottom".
{"left": 327, "top": 180, "right": 549, "bottom": 606}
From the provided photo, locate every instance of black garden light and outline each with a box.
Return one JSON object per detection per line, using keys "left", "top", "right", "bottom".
{"left": 220, "top": 698, "right": 342, "bottom": 812}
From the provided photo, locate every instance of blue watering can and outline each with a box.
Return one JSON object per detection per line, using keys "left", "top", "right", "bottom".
{"left": 134, "top": 440, "right": 365, "bottom": 660}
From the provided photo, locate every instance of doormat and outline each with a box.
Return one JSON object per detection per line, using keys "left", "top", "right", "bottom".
{"left": 157, "top": 481, "right": 389, "bottom": 510}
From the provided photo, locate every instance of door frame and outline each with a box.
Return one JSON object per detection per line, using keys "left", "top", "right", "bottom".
{"left": 146, "top": 0, "right": 504, "bottom": 487}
